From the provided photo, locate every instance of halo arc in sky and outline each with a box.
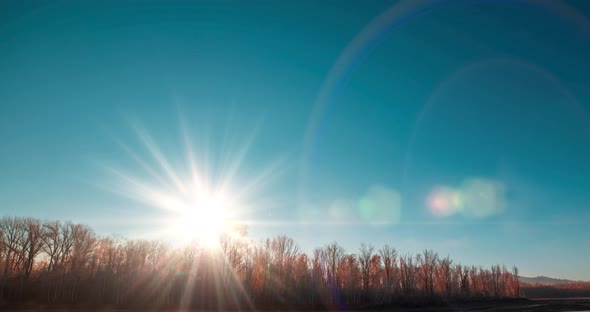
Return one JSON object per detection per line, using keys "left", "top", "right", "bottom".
{"left": 299, "top": 0, "right": 590, "bottom": 209}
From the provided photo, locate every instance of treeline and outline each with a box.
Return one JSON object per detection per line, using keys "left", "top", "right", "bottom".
{"left": 1, "top": 216, "right": 521, "bottom": 309}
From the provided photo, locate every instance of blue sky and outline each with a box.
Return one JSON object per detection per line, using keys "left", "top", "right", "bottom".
{"left": 1, "top": 1, "right": 590, "bottom": 280}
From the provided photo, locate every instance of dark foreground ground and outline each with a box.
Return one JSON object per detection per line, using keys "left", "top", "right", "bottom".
{"left": 434, "top": 298, "right": 590, "bottom": 311}
{"left": 3, "top": 298, "right": 590, "bottom": 312}
{"left": 371, "top": 298, "right": 590, "bottom": 311}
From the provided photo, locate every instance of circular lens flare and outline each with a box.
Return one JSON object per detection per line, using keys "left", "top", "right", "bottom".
{"left": 427, "top": 178, "right": 505, "bottom": 219}
{"left": 427, "top": 186, "right": 461, "bottom": 217}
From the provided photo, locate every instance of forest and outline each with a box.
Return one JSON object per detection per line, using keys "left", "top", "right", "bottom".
{"left": 0, "top": 216, "right": 523, "bottom": 309}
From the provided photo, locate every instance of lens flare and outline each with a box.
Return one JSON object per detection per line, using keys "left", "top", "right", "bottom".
{"left": 357, "top": 185, "right": 402, "bottom": 224}
{"left": 300, "top": 0, "right": 590, "bottom": 216}
{"left": 303, "top": 185, "right": 402, "bottom": 226}
{"left": 427, "top": 186, "right": 461, "bottom": 217}
{"left": 427, "top": 178, "right": 504, "bottom": 219}
{"left": 461, "top": 178, "right": 505, "bottom": 218}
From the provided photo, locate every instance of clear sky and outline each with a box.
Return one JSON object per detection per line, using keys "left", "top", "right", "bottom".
{"left": 1, "top": 1, "right": 590, "bottom": 280}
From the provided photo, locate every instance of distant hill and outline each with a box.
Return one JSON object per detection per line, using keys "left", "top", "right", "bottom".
{"left": 520, "top": 276, "right": 584, "bottom": 285}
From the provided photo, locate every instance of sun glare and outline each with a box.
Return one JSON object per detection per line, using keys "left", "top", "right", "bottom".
{"left": 106, "top": 121, "right": 280, "bottom": 248}
{"left": 170, "top": 190, "right": 230, "bottom": 247}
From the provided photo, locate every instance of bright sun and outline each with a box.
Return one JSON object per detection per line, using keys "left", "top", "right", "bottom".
{"left": 108, "top": 122, "right": 272, "bottom": 248}
{"left": 167, "top": 190, "right": 232, "bottom": 247}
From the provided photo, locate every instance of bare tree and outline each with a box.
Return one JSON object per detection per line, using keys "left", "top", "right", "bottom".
{"left": 379, "top": 244, "right": 397, "bottom": 296}
{"left": 70, "top": 224, "right": 97, "bottom": 273}
{"left": 456, "top": 264, "right": 469, "bottom": 296}
{"left": 416, "top": 249, "right": 438, "bottom": 296}
{"left": 0, "top": 217, "right": 27, "bottom": 297}
{"left": 399, "top": 254, "right": 416, "bottom": 296}
{"left": 358, "top": 242, "right": 374, "bottom": 297}
{"left": 439, "top": 256, "right": 453, "bottom": 297}
{"left": 512, "top": 266, "right": 520, "bottom": 297}
{"left": 17, "top": 218, "right": 42, "bottom": 279}
{"left": 41, "top": 221, "right": 61, "bottom": 272}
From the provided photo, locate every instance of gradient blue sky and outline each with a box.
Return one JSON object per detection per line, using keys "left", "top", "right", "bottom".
{"left": 1, "top": 1, "right": 590, "bottom": 280}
